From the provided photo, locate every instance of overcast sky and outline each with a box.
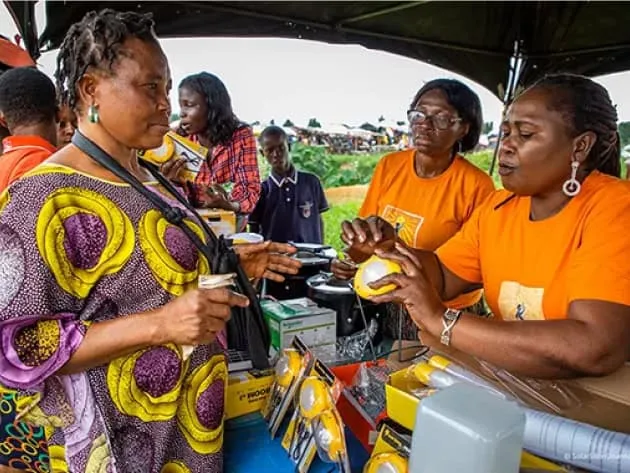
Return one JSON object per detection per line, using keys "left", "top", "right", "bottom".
{"left": 3, "top": 3, "right": 630, "bottom": 130}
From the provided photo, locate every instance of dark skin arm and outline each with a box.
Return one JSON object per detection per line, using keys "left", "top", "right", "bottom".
{"left": 58, "top": 288, "right": 249, "bottom": 375}
{"left": 369, "top": 243, "right": 630, "bottom": 379}
{"left": 57, "top": 244, "right": 300, "bottom": 375}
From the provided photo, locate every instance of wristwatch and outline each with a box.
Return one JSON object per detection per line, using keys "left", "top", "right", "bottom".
{"left": 440, "top": 308, "right": 462, "bottom": 346}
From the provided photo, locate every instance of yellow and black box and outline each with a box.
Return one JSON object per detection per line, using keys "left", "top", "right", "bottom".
{"left": 226, "top": 369, "right": 274, "bottom": 420}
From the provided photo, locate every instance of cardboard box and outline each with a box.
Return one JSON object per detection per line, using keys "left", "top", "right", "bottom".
{"left": 197, "top": 208, "right": 236, "bottom": 237}
{"left": 262, "top": 298, "right": 337, "bottom": 353}
{"left": 225, "top": 369, "right": 274, "bottom": 420}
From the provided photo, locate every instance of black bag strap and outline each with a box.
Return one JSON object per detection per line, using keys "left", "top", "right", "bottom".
{"left": 138, "top": 159, "right": 219, "bottom": 243}
{"left": 72, "top": 131, "right": 223, "bottom": 262}
{"left": 71, "top": 131, "right": 271, "bottom": 369}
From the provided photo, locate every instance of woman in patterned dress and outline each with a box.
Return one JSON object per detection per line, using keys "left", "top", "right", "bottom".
{"left": 0, "top": 9, "right": 299, "bottom": 473}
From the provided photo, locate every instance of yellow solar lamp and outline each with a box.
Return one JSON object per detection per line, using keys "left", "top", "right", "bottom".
{"left": 275, "top": 349, "right": 302, "bottom": 388}
{"left": 263, "top": 348, "right": 303, "bottom": 420}
{"left": 143, "top": 134, "right": 175, "bottom": 164}
{"left": 299, "top": 376, "right": 334, "bottom": 420}
{"left": 364, "top": 453, "right": 409, "bottom": 473}
{"left": 313, "top": 409, "right": 346, "bottom": 464}
{"left": 353, "top": 254, "right": 402, "bottom": 299}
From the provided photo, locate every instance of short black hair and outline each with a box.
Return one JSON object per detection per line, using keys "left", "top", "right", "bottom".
{"left": 0, "top": 67, "right": 57, "bottom": 129}
{"left": 55, "top": 9, "right": 157, "bottom": 112}
{"left": 529, "top": 74, "right": 620, "bottom": 178}
{"left": 179, "top": 72, "right": 241, "bottom": 146}
{"left": 259, "top": 125, "right": 287, "bottom": 143}
{"left": 410, "top": 78, "right": 483, "bottom": 153}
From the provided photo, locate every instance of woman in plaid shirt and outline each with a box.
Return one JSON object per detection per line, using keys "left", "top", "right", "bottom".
{"left": 164, "top": 72, "right": 260, "bottom": 230}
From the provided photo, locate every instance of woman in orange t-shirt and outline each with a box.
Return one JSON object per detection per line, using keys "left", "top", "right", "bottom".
{"left": 333, "top": 79, "right": 494, "bottom": 337}
{"left": 342, "top": 74, "right": 630, "bottom": 379}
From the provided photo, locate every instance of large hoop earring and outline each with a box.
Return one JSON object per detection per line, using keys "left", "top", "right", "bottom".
{"left": 88, "top": 104, "right": 99, "bottom": 124}
{"left": 562, "top": 160, "right": 581, "bottom": 197}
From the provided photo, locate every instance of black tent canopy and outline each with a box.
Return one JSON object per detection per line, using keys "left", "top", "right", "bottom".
{"left": 7, "top": 1, "right": 630, "bottom": 102}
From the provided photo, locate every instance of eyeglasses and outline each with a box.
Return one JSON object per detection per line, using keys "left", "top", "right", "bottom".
{"left": 407, "top": 110, "right": 462, "bottom": 130}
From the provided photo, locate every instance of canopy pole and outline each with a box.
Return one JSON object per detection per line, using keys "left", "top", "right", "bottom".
{"left": 488, "top": 40, "right": 525, "bottom": 176}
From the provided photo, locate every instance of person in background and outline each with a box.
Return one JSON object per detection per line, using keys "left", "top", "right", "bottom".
{"left": 0, "top": 67, "right": 58, "bottom": 192}
{"left": 57, "top": 100, "right": 78, "bottom": 147}
{"left": 249, "top": 125, "right": 329, "bottom": 244}
{"left": 163, "top": 72, "right": 260, "bottom": 231}
{"left": 0, "top": 35, "right": 36, "bottom": 155}
{"left": 343, "top": 74, "right": 630, "bottom": 379}
{"left": 332, "top": 79, "right": 495, "bottom": 338}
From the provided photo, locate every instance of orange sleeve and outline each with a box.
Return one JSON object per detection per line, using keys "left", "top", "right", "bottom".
{"left": 358, "top": 157, "right": 386, "bottom": 218}
{"left": 567, "top": 190, "right": 630, "bottom": 306}
{"left": 435, "top": 198, "right": 486, "bottom": 284}
{"left": 7, "top": 151, "right": 50, "bottom": 186}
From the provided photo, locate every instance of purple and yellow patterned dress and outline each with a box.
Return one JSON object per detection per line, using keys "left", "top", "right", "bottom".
{"left": 0, "top": 164, "right": 227, "bottom": 473}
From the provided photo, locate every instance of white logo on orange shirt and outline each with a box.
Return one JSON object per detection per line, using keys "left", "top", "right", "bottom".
{"left": 498, "top": 281, "right": 545, "bottom": 321}
{"left": 381, "top": 205, "right": 424, "bottom": 246}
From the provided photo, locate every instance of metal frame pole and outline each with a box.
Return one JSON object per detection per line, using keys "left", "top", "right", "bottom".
{"left": 488, "top": 40, "right": 525, "bottom": 176}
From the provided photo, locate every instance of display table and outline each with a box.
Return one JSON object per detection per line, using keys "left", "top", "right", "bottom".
{"left": 225, "top": 413, "right": 369, "bottom": 472}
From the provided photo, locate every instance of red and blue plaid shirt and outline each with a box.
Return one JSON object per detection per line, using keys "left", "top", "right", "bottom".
{"left": 188, "top": 125, "right": 260, "bottom": 214}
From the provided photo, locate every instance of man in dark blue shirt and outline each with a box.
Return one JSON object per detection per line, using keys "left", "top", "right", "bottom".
{"left": 249, "top": 126, "right": 328, "bottom": 244}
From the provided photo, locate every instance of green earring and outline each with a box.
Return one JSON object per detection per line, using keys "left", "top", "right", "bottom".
{"left": 88, "top": 104, "right": 99, "bottom": 123}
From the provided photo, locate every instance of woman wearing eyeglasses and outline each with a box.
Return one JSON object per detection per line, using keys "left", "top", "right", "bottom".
{"left": 332, "top": 79, "right": 494, "bottom": 337}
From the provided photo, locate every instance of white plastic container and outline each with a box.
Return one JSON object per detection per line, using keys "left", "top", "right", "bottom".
{"left": 409, "top": 383, "right": 525, "bottom": 473}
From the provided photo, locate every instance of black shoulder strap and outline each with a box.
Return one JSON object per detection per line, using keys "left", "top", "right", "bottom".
{"left": 138, "top": 159, "right": 219, "bottom": 244}
{"left": 71, "top": 131, "right": 217, "bottom": 265}
{"left": 71, "top": 131, "right": 270, "bottom": 368}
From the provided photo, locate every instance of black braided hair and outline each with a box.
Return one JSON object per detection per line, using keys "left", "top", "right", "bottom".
{"left": 179, "top": 72, "right": 241, "bottom": 146}
{"left": 530, "top": 74, "right": 621, "bottom": 178}
{"left": 55, "top": 9, "right": 157, "bottom": 113}
{"left": 410, "top": 78, "right": 483, "bottom": 153}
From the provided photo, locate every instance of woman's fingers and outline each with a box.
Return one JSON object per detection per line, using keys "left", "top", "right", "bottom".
{"left": 394, "top": 242, "right": 422, "bottom": 268}
{"left": 373, "top": 248, "right": 419, "bottom": 277}
{"left": 262, "top": 270, "right": 285, "bottom": 282}
{"left": 172, "top": 158, "right": 186, "bottom": 174}
{"left": 350, "top": 218, "right": 369, "bottom": 243}
{"left": 367, "top": 217, "right": 384, "bottom": 242}
{"left": 267, "top": 259, "right": 300, "bottom": 275}
{"left": 266, "top": 242, "right": 298, "bottom": 255}
{"left": 233, "top": 241, "right": 271, "bottom": 258}
{"left": 368, "top": 272, "right": 405, "bottom": 290}
{"left": 200, "top": 288, "right": 249, "bottom": 308}
{"left": 370, "top": 286, "right": 407, "bottom": 305}
{"left": 203, "top": 302, "right": 233, "bottom": 321}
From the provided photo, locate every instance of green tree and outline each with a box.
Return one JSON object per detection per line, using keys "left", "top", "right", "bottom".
{"left": 308, "top": 118, "right": 321, "bottom": 128}
{"left": 283, "top": 119, "right": 294, "bottom": 127}
{"left": 618, "top": 122, "right": 630, "bottom": 147}
{"left": 170, "top": 113, "right": 180, "bottom": 122}
{"left": 482, "top": 121, "right": 494, "bottom": 135}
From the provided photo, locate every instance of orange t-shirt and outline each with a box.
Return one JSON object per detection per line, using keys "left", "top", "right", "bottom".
{"left": 0, "top": 135, "right": 56, "bottom": 192}
{"left": 359, "top": 149, "right": 495, "bottom": 309}
{"left": 436, "top": 171, "right": 630, "bottom": 320}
